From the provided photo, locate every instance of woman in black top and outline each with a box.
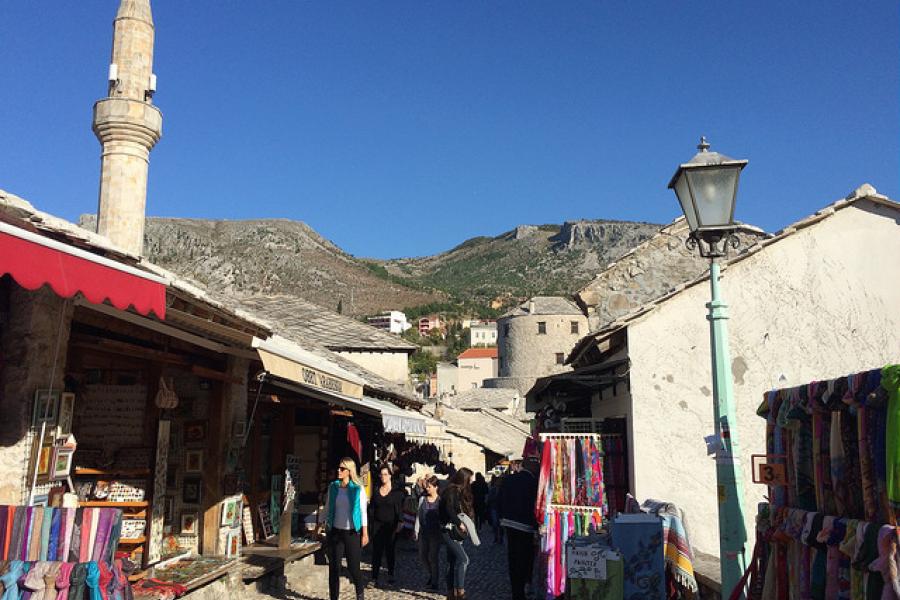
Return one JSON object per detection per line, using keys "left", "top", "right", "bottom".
{"left": 439, "top": 467, "right": 474, "bottom": 600}
{"left": 368, "top": 464, "right": 405, "bottom": 587}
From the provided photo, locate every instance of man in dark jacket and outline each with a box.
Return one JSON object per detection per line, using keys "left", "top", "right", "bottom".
{"left": 499, "top": 456, "right": 539, "bottom": 600}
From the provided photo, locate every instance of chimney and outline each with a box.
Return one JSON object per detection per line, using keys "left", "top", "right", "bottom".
{"left": 93, "top": 0, "right": 162, "bottom": 256}
{"left": 528, "top": 299, "right": 535, "bottom": 314}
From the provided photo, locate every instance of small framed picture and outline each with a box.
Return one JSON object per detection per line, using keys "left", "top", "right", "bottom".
{"left": 37, "top": 444, "right": 54, "bottom": 477}
{"left": 180, "top": 512, "right": 199, "bottom": 535}
{"left": 183, "top": 421, "right": 207, "bottom": 446}
{"left": 231, "top": 421, "right": 247, "bottom": 439}
{"left": 184, "top": 449, "right": 203, "bottom": 474}
{"left": 225, "top": 530, "right": 240, "bottom": 558}
{"left": 221, "top": 496, "right": 241, "bottom": 527}
{"left": 32, "top": 390, "right": 60, "bottom": 427}
{"left": 182, "top": 477, "right": 202, "bottom": 504}
{"left": 57, "top": 393, "right": 76, "bottom": 436}
{"left": 50, "top": 447, "right": 74, "bottom": 480}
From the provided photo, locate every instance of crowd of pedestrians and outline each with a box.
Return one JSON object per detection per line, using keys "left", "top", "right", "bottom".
{"left": 322, "top": 456, "right": 539, "bottom": 600}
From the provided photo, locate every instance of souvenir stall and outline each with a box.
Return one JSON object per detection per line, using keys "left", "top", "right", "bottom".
{"left": 52, "top": 303, "right": 253, "bottom": 594}
{"left": 750, "top": 364, "right": 900, "bottom": 600}
{"left": 535, "top": 433, "right": 696, "bottom": 600}
{"left": 535, "top": 433, "right": 607, "bottom": 600}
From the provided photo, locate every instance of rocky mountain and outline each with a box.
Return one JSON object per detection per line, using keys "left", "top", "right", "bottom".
{"left": 379, "top": 219, "right": 662, "bottom": 302}
{"left": 79, "top": 214, "right": 445, "bottom": 317}
{"left": 79, "top": 215, "right": 662, "bottom": 316}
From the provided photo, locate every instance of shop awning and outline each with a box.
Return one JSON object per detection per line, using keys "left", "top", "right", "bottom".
{"left": 357, "top": 397, "right": 427, "bottom": 435}
{"left": 253, "top": 336, "right": 366, "bottom": 400}
{"left": 0, "top": 222, "right": 168, "bottom": 318}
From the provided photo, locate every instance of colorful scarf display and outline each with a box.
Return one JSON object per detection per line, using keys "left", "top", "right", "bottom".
{"left": 0, "top": 507, "right": 121, "bottom": 565}
{"left": 755, "top": 365, "right": 900, "bottom": 600}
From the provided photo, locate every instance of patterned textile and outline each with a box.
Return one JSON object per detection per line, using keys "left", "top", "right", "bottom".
{"left": 611, "top": 514, "right": 665, "bottom": 600}
{"left": 640, "top": 500, "right": 697, "bottom": 592}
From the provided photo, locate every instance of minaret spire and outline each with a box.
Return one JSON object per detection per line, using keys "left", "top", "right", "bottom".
{"left": 93, "top": 0, "right": 162, "bottom": 256}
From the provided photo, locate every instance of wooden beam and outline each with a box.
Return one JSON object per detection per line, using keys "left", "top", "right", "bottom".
{"left": 69, "top": 337, "right": 191, "bottom": 367}
{"left": 201, "top": 381, "right": 227, "bottom": 555}
{"left": 191, "top": 365, "right": 244, "bottom": 385}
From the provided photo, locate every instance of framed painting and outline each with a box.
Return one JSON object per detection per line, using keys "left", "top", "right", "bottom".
{"left": 225, "top": 529, "right": 240, "bottom": 558}
{"left": 182, "top": 477, "right": 202, "bottom": 504}
{"left": 183, "top": 421, "right": 207, "bottom": 446}
{"left": 50, "top": 447, "right": 74, "bottom": 480}
{"left": 57, "top": 393, "right": 75, "bottom": 435}
{"left": 32, "top": 389, "right": 60, "bottom": 427}
{"left": 184, "top": 449, "right": 203, "bottom": 474}
{"left": 180, "top": 512, "right": 199, "bottom": 535}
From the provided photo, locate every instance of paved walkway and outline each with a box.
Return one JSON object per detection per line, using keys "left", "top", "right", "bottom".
{"left": 284, "top": 528, "right": 513, "bottom": 599}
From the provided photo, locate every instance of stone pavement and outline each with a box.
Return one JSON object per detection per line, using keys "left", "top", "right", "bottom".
{"left": 281, "top": 527, "right": 514, "bottom": 600}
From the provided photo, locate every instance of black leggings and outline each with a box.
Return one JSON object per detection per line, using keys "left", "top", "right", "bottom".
{"left": 327, "top": 528, "right": 364, "bottom": 600}
{"left": 370, "top": 520, "right": 397, "bottom": 578}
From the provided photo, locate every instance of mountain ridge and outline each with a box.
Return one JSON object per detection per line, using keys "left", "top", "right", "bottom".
{"left": 79, "top": 214, "right": 662, "bottom": 317}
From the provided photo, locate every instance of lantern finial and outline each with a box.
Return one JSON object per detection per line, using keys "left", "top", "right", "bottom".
{"left": 698, "top": 136, "right": 710, "bottom": 152}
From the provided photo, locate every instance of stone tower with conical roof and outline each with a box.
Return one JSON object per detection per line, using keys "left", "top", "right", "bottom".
{"left": 93, "top": 0, "right": 162, "bottom": 256}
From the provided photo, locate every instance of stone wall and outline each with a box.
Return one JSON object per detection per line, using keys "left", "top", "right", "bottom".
{"left": 575, "top": 219, "right": 768, "bottom": 329}
{"left": 0, "top": 284, "right": 73, "bottom": 504}
{"left": 497, "top": 312, "right": 588, "bottom": 379}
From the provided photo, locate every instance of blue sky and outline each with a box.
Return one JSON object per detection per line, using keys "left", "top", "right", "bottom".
{"left": 1, "top": 2, "right": 897, "bottom": 258}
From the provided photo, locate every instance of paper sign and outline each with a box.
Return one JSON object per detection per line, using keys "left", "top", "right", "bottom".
{"left": 567, "top": 545, "right": 607, "bottom": 580}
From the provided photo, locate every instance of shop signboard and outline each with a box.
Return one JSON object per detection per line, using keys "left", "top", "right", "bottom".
{"left": 147, "top": 420, "right": 171, "bottom": 565}
{"left": 751, "top": 454, "right": 788, "bottom": 486}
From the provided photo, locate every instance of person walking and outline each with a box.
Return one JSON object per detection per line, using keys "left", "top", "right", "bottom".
{"left": 487, "top": 475, "right": 504, "bottom": 544}
{"left": 499, "top": 456, "right": 540, "bottom": 600}
{"left": 471, "top": 473, "right": 489, "bottom": 530}
{"left": 439, "top": 467, "right": 475, "bottom": 600}
{"left": 414, "top": 475, "right": 443, "bottom": 591}
{"left": 368, "top": 464, "right": 405, "bottom": 587}
{"left": 324, "top": 457, "right": 369, "bottom": 600}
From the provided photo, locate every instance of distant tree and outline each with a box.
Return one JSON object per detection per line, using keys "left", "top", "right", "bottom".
{"left": 409, "top": 350, "right": 438, "bottom": 376}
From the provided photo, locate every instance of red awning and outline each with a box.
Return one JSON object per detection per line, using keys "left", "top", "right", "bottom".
{"left": 0, "top": 223, "right": 167, "bottom": 319}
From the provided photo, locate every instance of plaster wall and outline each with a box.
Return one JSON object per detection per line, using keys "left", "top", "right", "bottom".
{"left": 497, "top": 313, "right": 588, "bottom": 379}
{"left": 625, "top": 201, "right": 900, "bottom": 557}
{"left": 437, "top": 363, "right": 458, "bottom": 396}
{"left": 335, "top": 350, "right": 409, "bottom": 385}
{"left": 0, "top": 286, "right": 72, "bottom": 504}
{"left": 457, "top": 356, "right": 498, "bottom": 390}
{"left": 446, "top": 434, "right": 487, "bottom": 475}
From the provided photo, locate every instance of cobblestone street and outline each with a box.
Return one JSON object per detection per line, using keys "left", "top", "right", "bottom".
{"left": 285, "top": 528, "right": 513, "bottom": 600}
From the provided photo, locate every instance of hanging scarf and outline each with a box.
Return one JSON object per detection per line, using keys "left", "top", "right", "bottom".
{"left": 55, "top": 562, "right": 75, "bottom": 600}
{"left": 536, "top": 440, "right": 552, "bottom": 523}
{"left": 882, "top": 365, "right": 900, "bottom": 513}
{"left": 0, "top": 560, "right": 24, "bottom": 600}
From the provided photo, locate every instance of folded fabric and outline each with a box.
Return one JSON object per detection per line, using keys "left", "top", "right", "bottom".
{"left": 55, "top": 562, "right": 74, "bottom": 600}
{"left": 0, "top": 560, "right": 24, "bottom": 600}
{"left": 41, "top": 562, "right": 61, "bottom": 600}
{"left": 22, "top": 562, "right": 51, "bottom": 600}
{"left": 456, "top": 514, "right": 480, "bottom": 546}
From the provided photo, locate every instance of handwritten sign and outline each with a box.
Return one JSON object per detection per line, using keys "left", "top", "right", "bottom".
{"left": 567, "top": 545, "right": 607, "bottom": 580}
{"left": 258, "top": 502, "right": 274, "bottom": 539}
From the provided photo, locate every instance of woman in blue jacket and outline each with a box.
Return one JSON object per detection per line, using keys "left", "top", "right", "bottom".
{"left": 324, "top": 456, "right": 369, "bottom": 600}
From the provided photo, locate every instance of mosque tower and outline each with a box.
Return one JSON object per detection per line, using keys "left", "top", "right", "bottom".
{"left": 92, "top": 0, "right": 162, "bottom": 256}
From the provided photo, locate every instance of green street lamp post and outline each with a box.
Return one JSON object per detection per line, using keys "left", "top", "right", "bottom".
{"left": 668, "top": 137, "right": 749, "bottom": 598}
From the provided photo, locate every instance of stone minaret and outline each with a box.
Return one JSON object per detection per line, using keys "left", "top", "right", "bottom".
{"left": 93, "top": 0, "right": 162, "bottom": 256}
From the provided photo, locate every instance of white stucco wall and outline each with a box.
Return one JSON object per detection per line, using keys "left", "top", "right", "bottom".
{"left": 624, "top": 200, "right": 900, "bottom": 557}
{"left": 457, "top": 356, "right": 498, "bottom": 390}
{"left": 335, "top": 350, "right": 410, "bottom": 384}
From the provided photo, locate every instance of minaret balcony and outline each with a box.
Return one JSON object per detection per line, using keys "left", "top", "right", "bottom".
{"left": 92, "top": 97, "right": 162, "bottom": 148}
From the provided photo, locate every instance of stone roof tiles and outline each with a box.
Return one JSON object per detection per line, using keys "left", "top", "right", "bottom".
{"left": 502, "top": 296, "right": 584, "bottom": 318}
